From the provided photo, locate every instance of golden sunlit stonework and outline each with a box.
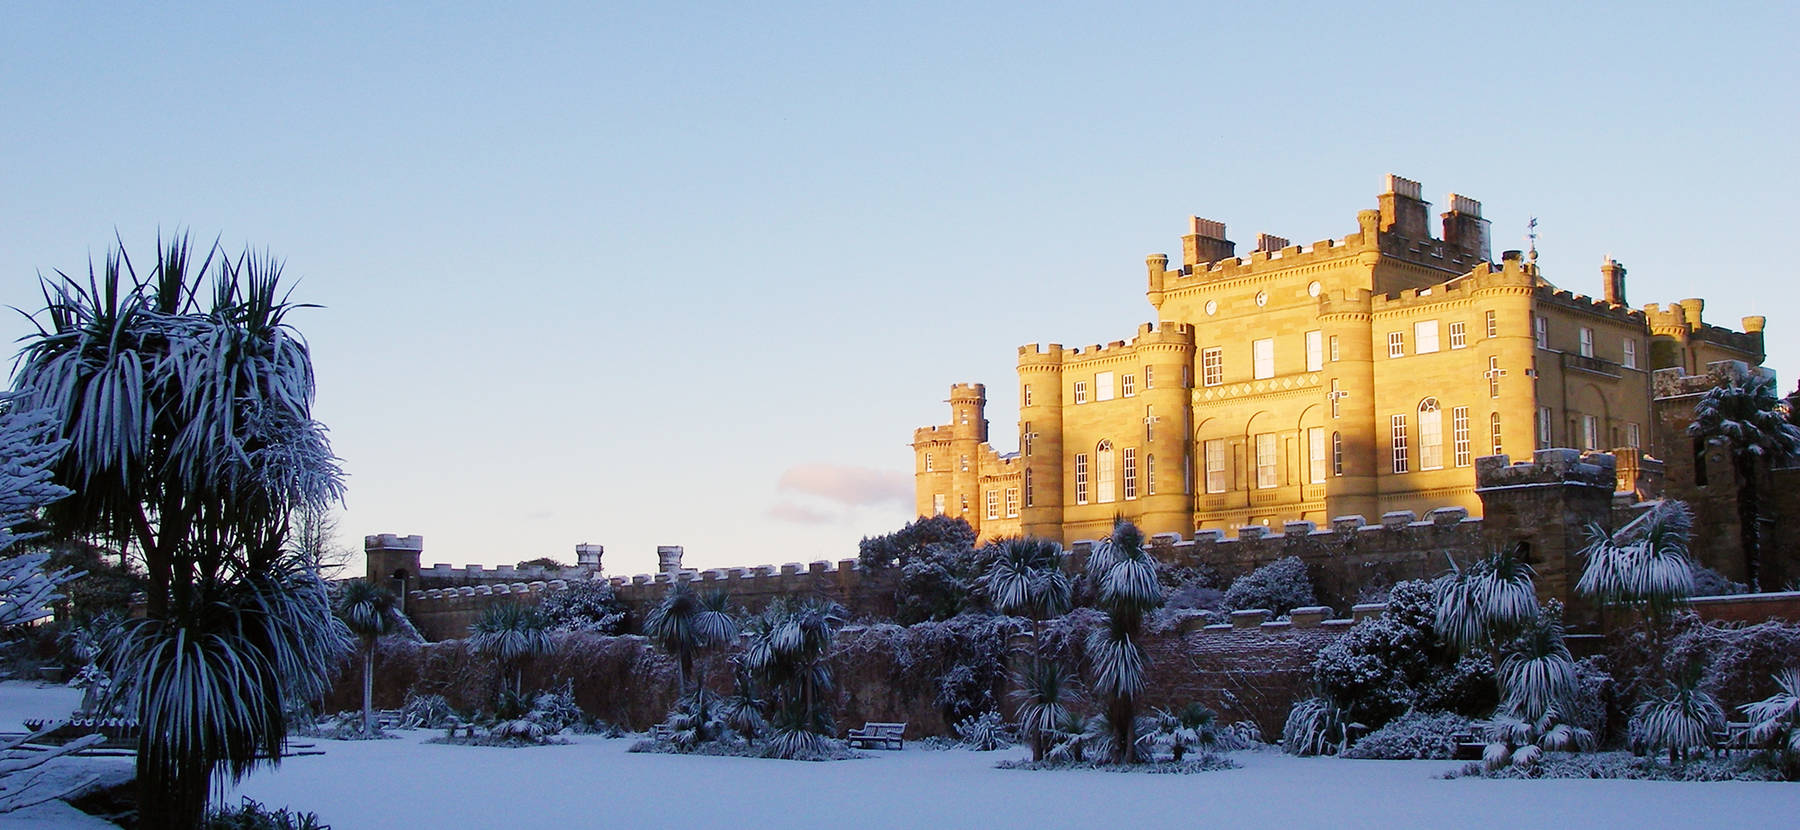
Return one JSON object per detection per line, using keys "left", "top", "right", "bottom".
{"left": 914, "top": 175, "right": 1767, "bottom": 544}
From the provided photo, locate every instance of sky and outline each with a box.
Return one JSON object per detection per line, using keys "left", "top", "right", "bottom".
{"left": 3, "top": 2, "right": 1796, "bottom": 577}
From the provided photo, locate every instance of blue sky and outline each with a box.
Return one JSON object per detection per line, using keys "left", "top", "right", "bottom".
{"left": 4, "top": 1, "right": 1795, "bottom": 576}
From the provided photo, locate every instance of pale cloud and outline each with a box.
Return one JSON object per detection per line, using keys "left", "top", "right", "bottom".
{"left": 776, "top": 464, "right": 912, "bottom": 509}
{"left": 767, "top": 501, "right": 837, "bottom": 525}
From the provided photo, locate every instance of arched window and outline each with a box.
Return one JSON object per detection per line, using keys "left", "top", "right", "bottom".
{"left": 1418, "top": 398, "right": 1444, "bottom": 470}
{"left": 1332, "top": 431, "right": 1343, "bottom": 476}
{"left": 1096, "top": 440, "right": 1116, "bottom": 504}
{"left": 1146, "top": 453, "right": 1156, "bottom": 495}
{"left": 1490, "top": 411, "right": 1503, "bottom": 456}
{"left": 1024, "top": 468, "right": 1034, "bottom": 507}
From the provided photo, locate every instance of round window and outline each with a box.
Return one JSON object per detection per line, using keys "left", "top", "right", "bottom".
{"left": 1255, "top": 291, "right": 1268, "bottom": 307}
{"left": 1308, "top": 280, "right": 1322, "bottom": 297}
{"left": 1205, "top": 300, "right": 1218, "bottom": 316}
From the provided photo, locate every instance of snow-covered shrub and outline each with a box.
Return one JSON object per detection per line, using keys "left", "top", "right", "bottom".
{"left": 1412, "top": 654, "right": 1497, "bottom": 718}
{"left": 1222, "top": 556, "right": 1316, "bottom": 617}
{"left": 1630, "top": 670, "right": 1725, "bottom": 763}
{"left": 1740, "top": 669, "right": 1800, "bottom": 778}
{"left": 1157, "top": 561, "right": 1224, "bottom": 612}
{"left": 530, "top": 680, "right": 586, "bottom": 733}
{"left": 1308, "top": 580, "right": 1449, "bottom": 730}
{"left": 954, "top": 710, "right": 1013, "bottom": 751}
{"left": 536, "top": 579, "right": 628, "bottom": 634}
{"left": 892, "top": 614, "right": 1023, "bottom": 726}
{"left": 399, "top": 693, "right": 456, "bottom": 729}
{"left": 203, "top": 797, "right": 328, "bottom": 830}
{"left": 1282, "top": 696, "right": 1349, "bottom": 756}
{"left": 1343, "top": 710, "right": 1473, "bottom": 759}
{"left": 1691, "top": 565, "right": 1747, "bottom": 597}
{"left": 1138, "top": 703, "right": 1226, "bottom": 761}
{"left": 1452, "top": 750, "right": 1790, "bottom": 781}
{"left": 303, "top": 711, "right": 393, "bottom": 741}
{"left": 859, "top": 515, "right": 990, "bottom": 623}
{"left": 1220, "top": 720, "right": 1264, "bottom": 749}
{"left": 1609, "top": 615, "right": 1800, "bottom": 718}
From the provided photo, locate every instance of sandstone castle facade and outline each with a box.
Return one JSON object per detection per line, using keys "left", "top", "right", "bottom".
{"left": 913, "top": 175, "right": 1767, "bottom": 544}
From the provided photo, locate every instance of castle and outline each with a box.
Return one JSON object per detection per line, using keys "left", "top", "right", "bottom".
{"left": 913, "top": 175, "right": 1767, "bottom": 544}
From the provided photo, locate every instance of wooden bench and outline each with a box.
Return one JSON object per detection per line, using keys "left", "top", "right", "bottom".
{"left": 443, "top": 718, "right": 479, "bottom": 740}
{"left": 846, "top": 722, "right": 906, "bottom": 750}
{"left": 651, "top": 722, "right": 675, "bottom": 742}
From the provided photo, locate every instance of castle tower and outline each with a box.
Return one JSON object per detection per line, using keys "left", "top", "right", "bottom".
{"left": 1133, "top": 323, "right": 1196, "bottom": 537}
{"left": 1317, "top": 289, "right": 1380, "bottom": 521}
{"left": 656, "top": 545, "right": 684, "bottom": 574}
{"left": 364, "top": 533, "right": 424, "bottom": 608}
{"left": 1018, "top": 346, "right": 1066, "bottom": 537}
{"left": 575, "top": 543, "right": 604, "bottom": 573}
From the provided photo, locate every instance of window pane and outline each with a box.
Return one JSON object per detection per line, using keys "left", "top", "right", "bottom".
{"left": 1095, "top": 371, "right": 1115, "bottom": 401}
{"left": 1453, "top": 406, "right": 1471, "bottom": 467}
{"left": 1415, "top": 321, "right": 1440, "bottom": 354}
{"left": 1392, "top": 414, "right": 1410, "bottom": 473}
{"left": 1308, "top": 427, "right": 1326, "bottom": 483}
{"left": 1255, "top": 433, "right": 1278, "bottom": 488}
{"left": 1204, "top": 439, "right": 1225, "bottom": 493}
{"left": 1203, "top": 348, "right": 1223, "bottom": 386}
{"left": 1253, "top": 339, "right": 1274, "bottom": 379}
{"left": 1306, "top": 330, "right": 1323, "bottom": 372}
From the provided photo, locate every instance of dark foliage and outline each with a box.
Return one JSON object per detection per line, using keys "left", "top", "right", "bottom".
{"left": 1222, "top": 556, "right": 1316, "bottom": 616}
{"left": 858, "top": 515, "right": 989, "bottom": 623}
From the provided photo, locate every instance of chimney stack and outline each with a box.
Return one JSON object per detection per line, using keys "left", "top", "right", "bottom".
{"left": 1441, "top": 193, "right": 1490, "bottom": 260}
{"left": 1377, "top": 174, "right": 1431, "bottom": 239}
{"left": 1600, "top": 258, "right": 1628, "bottom": 307}
{"left": 1181, "top": 216, "right": 1235, "bottom": 266}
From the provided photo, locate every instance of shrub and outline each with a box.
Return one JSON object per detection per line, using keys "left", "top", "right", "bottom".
{"left": 537, "top": 580, "right": 629, "bottom": 635}
{"left": 1309, "top": 580, "right": 1438, "bottom": 729}
{"left": 1223, "top": 557, "right": 1316, "bottom": 617}
{"left": 399, "top": 693, "right": 457, "bottom": 730}
{"left": 954, "top": 710, "right": 1013, "bottom": 751}
{"left": 1282, "top": 696, "right": 1349, "bottom": 756}
{"left": 205, "top": 798, "right": 328, "bottom": 830}
{"left": 1343, "top": 710, "right": 1474, "bottom": 759}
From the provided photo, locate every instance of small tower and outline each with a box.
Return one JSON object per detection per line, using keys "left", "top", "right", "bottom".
{"left": 656, "top": 545, "right": 684, "bottom": 574}
{"left": 575, "top": 543, "right": 604, "bottom": 574}
{"left": 364, "top": 534, "right": 424, "bottom": 608}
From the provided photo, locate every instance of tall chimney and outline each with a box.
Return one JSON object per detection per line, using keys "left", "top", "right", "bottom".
{"left": 1600, "top": 258, "right": 1628, "bottom": 307}
{"left": 1377, "top": 174, "right": 1430, "bottom": 239}
{"left": 1181, "top": 217, "right": 1235, "bottom": 266}
{"left": 1441, "top": 194, "right": 1490, "bottom": 260}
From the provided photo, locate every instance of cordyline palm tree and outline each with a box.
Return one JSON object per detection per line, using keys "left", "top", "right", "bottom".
{"left": 11, "top": 235, "right": 348, "bottom": 829}
{"left": 743, "top": 596, "right": 844, "bottom": 759}
{"left": 643, "top": 582, "right": 739, "bottom": 699}
{"left": 1687, "top": 376, "right": 1800, "bottom": 591}
{"left": 1632, "top": 666, "right": 1724, "bottom": 765}
{"left": 980, "top": 536, "right": 1073, "bottom": 761}
{"left": 1577, "top": 500, "right": 1696, "bottom": 629}
{"left": 1085, "top": 520, "right": 1162, "bottom": 764}
{"left": 1481, "top": 611, "right": 1589, "bottom": 769}
{"left": 336, "top": 580, "right": 397, "bottom": 737}
{"left": 469, "top": 602, "right": 552, "bottom": 702}
{"left": 1741, "top": 669, "right": 1800, "bottom": 774}
{"left": 1434, "top": 543, "right": 1538, "bottom": 658}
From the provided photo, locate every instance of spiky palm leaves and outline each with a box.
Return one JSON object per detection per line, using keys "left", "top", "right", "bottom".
{"left": 643, "top": 583, "right": 740, "bottom": 698}
{"left": 981, "top": 536, "right": 1072, "bottom": 760}
{"left": 1010, "top": 659, "right": 1081, "bottom": 762}
{"left": 1086, "top": 521, "right": 1163, "bottom": 764}
{"left": 13, "top": 236, "right": 344, "bottom": 829}
{"left": 470, "top": 603, "right": 552, "bottom": 701}
{"left": 1143, "top": 703, "right": 1220, "bottom": 762}
{"left": 1282, "top": 695, "right": 1350, "bottom": 757}
{"left": 1631, "top": 670, "right": 1725, "bottom": 764}
{"left": 743, "top": 597, "right": 844, "bottom": 759}
{"left": 1434, "top": 545, "right": 1539, "bottom": 656}
{"left": 1740, "top": 670, "right": 1800, "bottom": 760}
{"left": 336, "top": 581, "right": 397, "bottom": 737}
{"left": 1480, "top": 614, "right": 1590, "bottom": 769}
{"left": 1688, "top": 376, "right": 1800, "bottom": 591}
{"left": 1578, "top": 500, "right": 1697, "bottom": 623}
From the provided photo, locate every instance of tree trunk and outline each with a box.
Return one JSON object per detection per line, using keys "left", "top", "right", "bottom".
{"left": 1737, "top": 454, "right": 1762, "bottom": 591}
{"left": 362, "top": 641, "right": 376, "bottom": 737}
{"left": 137, "top": 737, "right": 211, "bottom": 830}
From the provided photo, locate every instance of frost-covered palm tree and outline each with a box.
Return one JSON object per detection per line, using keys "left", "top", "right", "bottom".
{"left": 1687, "top": 376, "right": 1800, "bottom": 591}
{"left": 981, "top": 536, "right": 1072, "bottom": 761}
{"left": 1577, "top": 500, "right": 1696, "bottom": 626}
{"left": 643, "top": 583, "right": 739, "bottom": 699}
{"left": 336, "top": 580, "right": 397, "bottom": 736}
{"left": 743, "top": 596, "right": 843, "bottom": 759}
{"left": 11, "top": 236, "right": 347, "bottom": 829}
{"left": 1631, "top": 668, "right": 1724, "bottom": 764}
{"left": 1085, "top": 521, "right": 1162, "bottom": 764}
{"left": 1434, "top": 544, "right": 1538, "bottom": 657}
{"left": 1741, "top": 670, "right": 1800, "bottom": 772}
{"left": 469, "top": 602, "right": 552, "bottom": 701}
{"left": 1481, "top": 613, "right": 1589, "bottom": 768}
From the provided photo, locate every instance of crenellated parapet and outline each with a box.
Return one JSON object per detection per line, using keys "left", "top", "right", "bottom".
{"left": 1474, "top": 448, "right": 1618, "bottom": 492}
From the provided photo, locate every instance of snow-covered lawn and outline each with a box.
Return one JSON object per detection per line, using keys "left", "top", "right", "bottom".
{"left": 5, "top": 682, "right": 1795, "bottom": 829}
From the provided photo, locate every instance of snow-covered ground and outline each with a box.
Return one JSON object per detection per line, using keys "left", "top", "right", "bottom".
{"left": 4, "top": 681, "right": 1795, "bottom": 829}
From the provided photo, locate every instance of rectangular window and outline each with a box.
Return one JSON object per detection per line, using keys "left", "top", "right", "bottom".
{"left": 1485, "top": 310, "right": 1498, "bottom": 339}
{"left": 1332, "top": 431, "right": 1343, "bottom": 476}
{"left": 1144, "top": 406, "right": 1155, "bottom": 442}
{"left": 1623, "top": 339, "right": 1637, "bottom": 369}
{"left": 986, "top": 490, "right": 999, "bottom": 520}
{"left": 1255, "top": 433, "right": 1278, "bottom": 489}
{"left": 1488, "top": 356, "right": 1502, "bottom": 398}
{"left": 1627, "top": 422, "right": 1640, "bottom": 448}
{"left": 1420, "top": 406, "right": 1444, "bottom": 471}
{"left": 1491, "top": 411, "right": 1504, "bottom": 456}
{"left": 925, "top": 453, "right": 933, "bottom": 472}
{"left": 1537, "top": 406, "right": 1553, "bottom": 449}
{"left": 1144, "top": 366, "right": 1155, "bottom": 389}
{"left": 1074, "top": 453, "right": 1089, "bottom": 504}
{"left": 1074, "top": 381, "right": 1088, "bottom": 405}
{"left": 1329, "top": 335, "right": 1340, "bottom": 362}
{"left": 1023, "top": 422, "right": 1033, "bottom": 456}
{"left": 1122, "top": 373, "right": 1136, "bottom": 397}
{"left": 1005, "top": 487, "right": 1019, "bottom": 517}
{"left": 1202, "top": 348, "right": 1223, "bottom": 386}
{"left": 960, "top": 455, "right": 968, "bottom": 472}
{"left": 1023, "top": 384, "right": 1033, "bottom": 407}
{"left": 1449, "top": 321, "right": 1467, "bottom": 349}
{"left": 1095, "top": 371, "right": 1115, "bottom": 401}
{"left": 1306, "top": 330, "right": 1323, "bottom": 372}
{"left": 1123, "top": 448, "right": 1138, "bottom": 500}
{"left": 960, "top": 494, "right": 968, "bottom": 514}
{"left": 1453, "top": 406, "right": 1471, "bottom": 467}
{"left": 1253, "top": 338, "right": 1274, "bottom": 379}
{"left": 933, "top": 493, "right": 946, "bottom": 515}
{"left": 1581, "top": 414, "right": 1599, "bottom": 450}
{"left": 1415, "top": 320, "right": 1440, "bottom": 354}
{"left": 1535, "top": 315, "right": 1548, "bottom": 349}
{"left": 1388, "top": 331, "right": 1405, "bottom": 358}
{"left": 1391, "top": 414, "right": 1410, "bottom": 473}
{"left": 1579, "top": 327, "right": 1594, "bottom": 358}
{"left": 1204, "top": 439, "right": 1226, "bottom": 493}
{"left": 1146, "top": 453, "right": 1156, "bottom": 495}
{"left": 1096, "top": 447, "right": 1115, "bottom": 504}
{"left": 1308, "top": 427, "right": 1326, "bottom": 484}
{"left": 1024, "top": 470, "right": 1033, "bottom": 507}
{"left": 1330, "top": 378, "right": 1342, "bottom": 418}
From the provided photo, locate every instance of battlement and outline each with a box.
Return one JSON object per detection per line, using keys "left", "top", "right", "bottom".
{"left": 414, "top": 562, "right": 598, "bottom": 585}
{"left": 912, "top": 424, "right": 959, "bottom": 443}
{"left": 948, "top": 383, "right": 986, "bottom": 399}
{"left": 1534, "top": 284, "right": 1647, "bottom": 324}
{"left": 1651, "top": 360, "right": 1771, "bottom": 399}
{"left": 1017, "top": 343, "right": 1067, "bottom": 366}
{"left": 1474, "top": 449, "right": 1618, "bottom": 491}
{"left": 365, "top": 533, "right": 424, "bottom": 552}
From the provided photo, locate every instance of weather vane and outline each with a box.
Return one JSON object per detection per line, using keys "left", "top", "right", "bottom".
{"left": 1527, "top": 217, "right": 1539, "bottom": 264}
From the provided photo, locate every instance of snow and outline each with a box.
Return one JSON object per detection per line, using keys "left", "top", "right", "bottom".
{"left": 4, "top": 681, "right": 1796, "bottom": 829}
